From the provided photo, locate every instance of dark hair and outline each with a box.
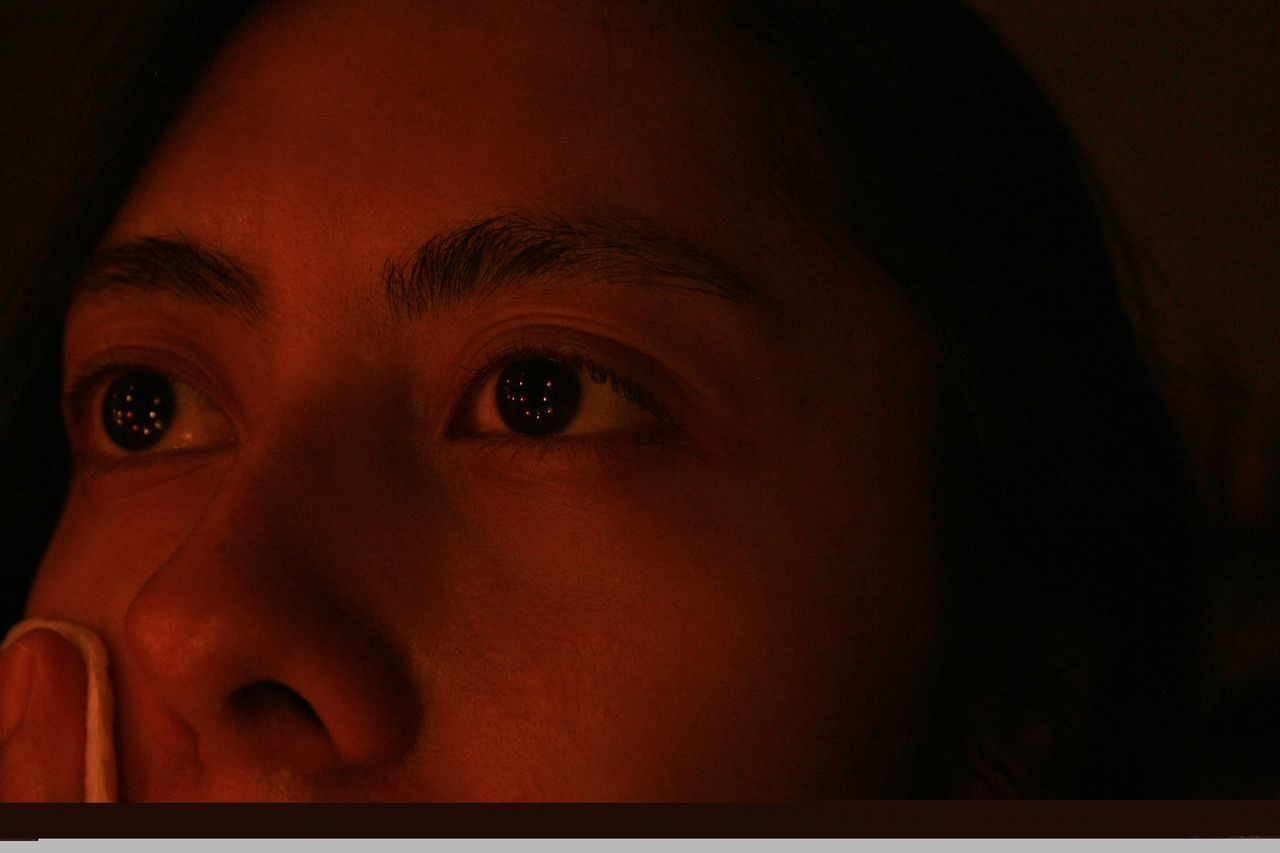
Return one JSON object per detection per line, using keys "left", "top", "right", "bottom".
{"left": 704, "top": 0, "right": 1199, "bottom": 796}
{"left": 0, "top": 0, "right": 1197, "bottom": 797}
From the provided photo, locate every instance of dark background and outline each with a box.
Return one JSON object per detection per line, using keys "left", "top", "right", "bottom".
{"left": 975, "top": 0, "right": 1279, "bottom": 524}
{"left": 973, "top": 0, "right": 1280, "bottom": 794}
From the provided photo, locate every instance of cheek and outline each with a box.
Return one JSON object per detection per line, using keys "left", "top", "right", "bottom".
{"left": 26, "top": 466, "right": 227, "bottom": 631}
{"left": 419, "top": 444, "right": 939, "bottom": 798}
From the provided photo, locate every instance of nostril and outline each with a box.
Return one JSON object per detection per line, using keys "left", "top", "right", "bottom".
{"left": 227, "top": 680, "right": 325, "bottom": 730}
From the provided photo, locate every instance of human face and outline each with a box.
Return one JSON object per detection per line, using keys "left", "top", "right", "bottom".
{"left": 28, "top": 0, "right": 942, "bottom": 800}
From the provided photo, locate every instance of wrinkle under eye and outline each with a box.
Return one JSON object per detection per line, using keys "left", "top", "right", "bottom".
{"left": 102, "top": 370, "right": 174, "bottom": 451}
{"left": 496, "top": 357, "right": 582, "bottom": 436}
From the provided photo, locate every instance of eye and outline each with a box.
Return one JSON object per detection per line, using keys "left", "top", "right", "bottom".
{"left": 67, "top": 366, "right": 236, "bottom": 461}
{"left": 458, "top": 352, "right": 665, "bottom": 440}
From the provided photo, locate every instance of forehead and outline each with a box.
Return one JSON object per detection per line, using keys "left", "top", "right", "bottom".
{"left": 103, "top": 0, "right": 909, "bottom": 340}
{"left": 112, "top": 0, "right": 772, "bottom": 262}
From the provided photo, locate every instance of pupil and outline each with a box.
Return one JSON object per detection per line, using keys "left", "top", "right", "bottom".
{"left": 102, "top": 371, "right": 174, "bottom": 451}
{"left": 496, "top": 358, "right": 581, "bottom": 436}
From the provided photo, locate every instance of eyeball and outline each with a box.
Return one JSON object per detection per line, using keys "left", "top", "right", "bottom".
{"left": 86, "top": 367, "right": 235, "bottom": 459}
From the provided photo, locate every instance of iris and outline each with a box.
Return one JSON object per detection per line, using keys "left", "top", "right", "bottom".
{"left": 102, "top": 371, "right": 173, "bottom": 451}
{"left": 496, "top": 358, "right": 582, "bottom": 436}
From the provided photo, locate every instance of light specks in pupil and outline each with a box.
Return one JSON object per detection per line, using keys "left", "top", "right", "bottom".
{"left": 102, "top": 371, "right": 174, "bottom": 450}
{"left": 496, "top": 358, "right": 582, "bottom": 435}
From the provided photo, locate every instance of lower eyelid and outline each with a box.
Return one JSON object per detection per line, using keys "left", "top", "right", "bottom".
{"left": 455, "top": 425, "right": 686, "bottom": 480}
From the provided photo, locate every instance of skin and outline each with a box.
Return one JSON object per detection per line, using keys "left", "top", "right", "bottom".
{"left": 2, "top": 0, "right": 942, "bottom": 800}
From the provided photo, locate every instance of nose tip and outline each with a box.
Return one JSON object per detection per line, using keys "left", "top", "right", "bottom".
{"left": 122, "top": 554, "right": 419, "bottom": 787}
{"left": 112, "top": 389, "right": 428, "bottom": 797}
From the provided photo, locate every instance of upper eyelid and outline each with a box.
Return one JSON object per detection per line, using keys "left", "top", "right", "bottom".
{"left": 455, "top": 343, "right": 669, "bottom": 427}
{"left": 61, "top": 352, "right": 230, "bottom": 437}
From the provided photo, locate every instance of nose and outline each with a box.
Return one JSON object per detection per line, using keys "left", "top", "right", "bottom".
{"left": 121, "top": 417, "right": 422, "bottom": 796}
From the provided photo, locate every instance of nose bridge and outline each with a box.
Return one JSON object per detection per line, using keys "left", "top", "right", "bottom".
{"left": 218, "top": 362, "right": 433, "bottom": 567}
{"left": 256, "top": 365, "right": 427, "bottom": 516}
{"left": 121, "top": 372, "right": 424, "bottom": 789}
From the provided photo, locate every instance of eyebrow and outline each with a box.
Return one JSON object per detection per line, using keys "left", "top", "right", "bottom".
{"left": 383, "top": 213, "right": 759, "bottom": 319}
{"left": 75, "top": 235, "right": 266, "bottom": 319}
{"left": 75, "top": 214, "right": 760, "bottom": 321}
